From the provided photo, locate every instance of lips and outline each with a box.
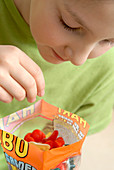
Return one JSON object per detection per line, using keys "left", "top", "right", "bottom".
{"left": 52, "top": 49, "right": 68, "bottom": 61}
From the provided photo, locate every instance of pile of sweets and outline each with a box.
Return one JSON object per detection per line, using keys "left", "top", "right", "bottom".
{"left": 24, "top": 129, "right": 76, "bottom": 170}
{"left": 24, "top": 129, "right": 65, "bottom": 149}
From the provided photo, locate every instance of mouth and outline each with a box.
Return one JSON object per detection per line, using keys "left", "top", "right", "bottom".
{"left": 52, "top": 49, "right": 68, "bottom": 62}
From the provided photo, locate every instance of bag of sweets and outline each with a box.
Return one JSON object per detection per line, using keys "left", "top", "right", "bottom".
{"left": 0, "top": 99, "right": 89, "bottom": 170}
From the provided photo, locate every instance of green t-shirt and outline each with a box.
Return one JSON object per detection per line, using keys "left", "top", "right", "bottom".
{"left": 0, "top": 0, "right": 114, "bottom": 169}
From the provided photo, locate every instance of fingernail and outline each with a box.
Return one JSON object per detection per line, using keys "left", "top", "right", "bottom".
{"left": 28, "top": 98, "right": 36, "bottom": 103}
{"left": 38, "top": 89, "right": 45, "bottom": 97}
{"left": 31, "top": 98, "right": 36, "bottom": 102}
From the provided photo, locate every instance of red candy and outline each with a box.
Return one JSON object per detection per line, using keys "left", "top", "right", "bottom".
{"left": 54, "top": 137, "right": 65, "bottom": 148}
{"left": 24, "top": 133, "right": 35, "bottom": 142}
{"left": 45, "top": 140, "right": 54, "bottom": 150}
{"left": 25, "top": 136, "right": 35, "bottom": 142}
{"left": 31, "top": 133, "right": 41, "bottom": 142}
{"left": 42, "top": 138, "right": 48, "bottom": 143}
{"left": 47, "top": 130, "right": 58, "bottom": 141}
{"left": 31, "top": 129, "right": 46, "bottom": 142}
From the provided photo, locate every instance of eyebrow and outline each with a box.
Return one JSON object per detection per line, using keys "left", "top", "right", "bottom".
{"left": 64, "top": 2, "right": 91, "bottom": 31}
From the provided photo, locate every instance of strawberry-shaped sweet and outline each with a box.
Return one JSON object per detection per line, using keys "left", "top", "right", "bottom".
{"left": 42, "top": 138, "right": 48, "bottom": 143}
{"left": 31, "top": 129, "right": 46, "bottom": 142}
{"left": 45, "top": 140, "right": 55, "bottom": 150}
{"left": 54, "top": 137, "right": 65, "bottom": 148}
{"left": 24, "top": 133, "right": 35, "bottom": 142}
{"left": 47, "top": 130, "right": 58, "bottom": 141}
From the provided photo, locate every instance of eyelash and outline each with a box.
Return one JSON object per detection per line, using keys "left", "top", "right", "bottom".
{"left": 59, "top": 18, "right": 114, "bottom": 45}
{"left": 103, "top": 39, "right": 114, "bottom": 46}
{"left": 59, "top": 18, "right": 81, "bottom": 33}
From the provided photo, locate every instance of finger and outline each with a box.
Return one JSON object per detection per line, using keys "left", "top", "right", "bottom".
{"left": 20, "top": 54, "right": 45, "bottom": 96}
{"left": 10, "top": 65, "right": 37, "bottom": 103}
{"left": 0, "top": 86, "right": 13, "bottom": 103}
{"left": 1, "top": 75, "right": 26, "bottom": 101}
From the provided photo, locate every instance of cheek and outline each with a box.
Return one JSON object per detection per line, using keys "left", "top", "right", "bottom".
{"left": 30, "top": 18, "right": 51, "bottom": 45}
{"left": 30, "top": 12, "right": 64, "bottom": 47}
{"left": 88, "top": 45, "right": 112, "bottom": 59}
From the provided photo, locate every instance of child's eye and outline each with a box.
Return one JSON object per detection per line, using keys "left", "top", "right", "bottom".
{"left": 59, "top": 18, "right": 82, "bottom": 33}
{"left": 102, "top": 39, "right": 114, "bottom": 46}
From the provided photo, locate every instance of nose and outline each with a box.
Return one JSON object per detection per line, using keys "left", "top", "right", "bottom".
{"left": 64, "top": 42, "right": 95, "bottom": 66}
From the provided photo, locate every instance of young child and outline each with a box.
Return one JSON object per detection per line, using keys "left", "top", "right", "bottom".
{"left": 0, "top": 0, "right": 114, "bottom": 169}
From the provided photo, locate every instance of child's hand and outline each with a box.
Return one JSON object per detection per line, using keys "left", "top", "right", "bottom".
{"left": 0, "top": 45, "right": 45, "bottom": 103}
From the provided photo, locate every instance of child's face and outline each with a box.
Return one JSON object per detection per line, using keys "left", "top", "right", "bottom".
{"left": 30, "top": 0, "right": 114, "bottom": 65}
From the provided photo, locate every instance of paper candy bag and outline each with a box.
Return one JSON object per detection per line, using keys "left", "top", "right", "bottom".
{"left": 0, "top": 99, "right": 89, "bottom": 170}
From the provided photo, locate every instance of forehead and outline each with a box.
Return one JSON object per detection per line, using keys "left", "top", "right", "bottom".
{"left": 61, "top": 0, "right": 114, "bottom": 39}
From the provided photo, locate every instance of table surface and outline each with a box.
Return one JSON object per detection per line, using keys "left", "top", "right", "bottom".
{"left": 80, "top": 111, "right": 114, "bottom": 170}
